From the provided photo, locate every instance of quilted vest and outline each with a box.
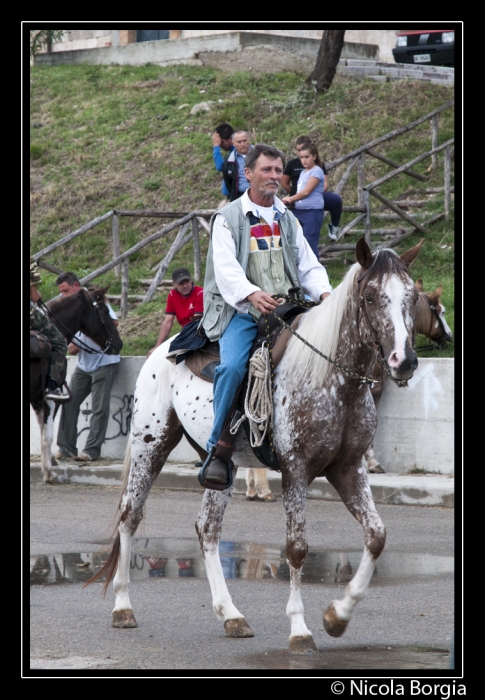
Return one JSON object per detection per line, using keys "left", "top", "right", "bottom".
{"left": 201, "top": 199, "right": 303, "bottom": 342}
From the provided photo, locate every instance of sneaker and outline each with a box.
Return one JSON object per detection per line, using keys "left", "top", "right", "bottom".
{"left": 205, "top": 457, "right": 229, "bottom": 484}
{"left": 328, "top": 224, "right": 339, "bottom": 241}
{"left": 45, "top": 387, "right": 70, "bottom": 402}
{"left": 74, "top": 452, "right": 95, "bottom": 462}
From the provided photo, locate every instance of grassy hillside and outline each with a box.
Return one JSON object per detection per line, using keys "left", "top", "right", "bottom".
{"left": 29, "top": 63, "right": 455, "bottom": 356}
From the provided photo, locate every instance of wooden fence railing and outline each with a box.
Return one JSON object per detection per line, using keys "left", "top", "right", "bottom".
{"left": 320, "top": 98, "right": 454, "bottom": 254}
{"left": 32, "top": 99, "right": 454, "bottom": 318}
{"left": 33, "top": 209, "right": 216, "bottom": 318}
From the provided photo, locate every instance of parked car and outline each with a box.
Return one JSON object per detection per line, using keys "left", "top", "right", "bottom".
{"left": 392, "top": 30, "right": 454, "bottom": 67}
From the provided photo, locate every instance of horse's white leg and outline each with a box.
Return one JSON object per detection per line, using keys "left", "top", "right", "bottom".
{"left": 245, "top": 468, "right": 276, "bottom": 502}
{"left": 281, "top": 470, "right": 317, "bottom": 654}
{"left": 364, "top": 445, "right": 385, "bottom": 474}
{"left": 36, "top": 401, "right": 55, "bottom": 484}
{"left": 196, "top": 478, "right": 254, "bottom": 638}
{"left": 254, "top": 468, "right": 276, "bottom": 501}
{"left": 323, "top": 462, "right": 386, "bottom": 638}
{"left": 245, "top": 468, "right": 257, "bottom": 499}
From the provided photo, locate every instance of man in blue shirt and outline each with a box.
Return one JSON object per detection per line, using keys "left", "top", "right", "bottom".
{"left": 212, "top": 123, "right": 234, "bottom": 203}
{"left": 222, "top": 130, "right": 254, "bottom": 202}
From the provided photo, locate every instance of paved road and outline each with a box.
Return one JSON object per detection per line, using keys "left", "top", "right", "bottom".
{"left": 28, "top": 483, "right": 455, "bottom": 675}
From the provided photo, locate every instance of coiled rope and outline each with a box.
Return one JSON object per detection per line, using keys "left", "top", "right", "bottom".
{"left": 230, "top": 343, "right": 273, "bottom": 448}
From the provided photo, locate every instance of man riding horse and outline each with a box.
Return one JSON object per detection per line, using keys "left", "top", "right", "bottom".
{"left": 29, "top": 257, "right": 69, "bottom": 402}
{"left": 199, "top": 143, "right": 332, "bottom": 489}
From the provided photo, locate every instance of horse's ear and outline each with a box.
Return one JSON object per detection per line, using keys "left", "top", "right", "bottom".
{"left": 400, "top": 239, "right": 424, "bottom": 267}
{"left": 90, "top": 285, "right": 110, "bottom": 301}
{"left": 415, "top": 278, "right": 424, "bottom": 292}
{"left": 429, "top": 284, "right": 443, "bottom": 303}
{"left": 355, "top": 237, "right": 373, "bottom": 270}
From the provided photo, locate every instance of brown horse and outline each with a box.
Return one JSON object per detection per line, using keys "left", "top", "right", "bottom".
{"left": 365, "top": 277, "right": 452, "bottom": 473}
{"left": 30, "top": 286, "right": 122, "bottom": 484}
{"left": 86, "top": 238, "right": 422, "bottom": 654}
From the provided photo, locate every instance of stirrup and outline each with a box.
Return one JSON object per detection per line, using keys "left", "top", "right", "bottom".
{"left": 198, "top": 447, "right": 234, "bottom": 491}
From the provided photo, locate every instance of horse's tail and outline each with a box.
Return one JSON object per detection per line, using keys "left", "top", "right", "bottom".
{"left": 83, "top": 531, "right": 121, "bottom": 596}
{"left": 83, "top": 436, "right": 132, "bottom": 595}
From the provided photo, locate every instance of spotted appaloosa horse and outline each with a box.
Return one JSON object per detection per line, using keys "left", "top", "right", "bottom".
{"left": 364, "top": 277, "right": 452, "bottom": 473}
{"left": 86, "top": 238, "right": 422, "bottom": 653}
{"left": 30, "top": 286, "right": 122, "bottom": 484}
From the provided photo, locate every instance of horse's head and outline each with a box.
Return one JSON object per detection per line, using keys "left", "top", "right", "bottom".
{"left": 355, "top": 237, "right": 424, "bottom": 383}
{"left": 415, "top": 278, "right": 453, "bottom": 348}
{"left": 46, "top": 285, "right": 123, "bottom": 355}
{"left": 82, "top": 286, "right": 123, "bottom": 355}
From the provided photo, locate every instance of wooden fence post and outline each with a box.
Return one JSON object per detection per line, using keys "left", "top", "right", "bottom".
{"left": 444, "top": 146, "right": 451, "bottom": 222}
{"left": 120, "top": 258, "right": 129, "bottom": 319}
{"left": 112, "top": 213, "right": 120, "bottom": 278}
{"left": 431, "top": 115, "right": 439, "bottom": 170}
{"left": 143, "top": 223, "right": 192, "bottom": 303}
{"left": 364, "top": 190, "right": 371, "bottom": 246}
{"left": 192, "top": 216, "right": 201, "bottom": 282}
{"left": 358, "top": 153, "right": 365, "bottom": 208}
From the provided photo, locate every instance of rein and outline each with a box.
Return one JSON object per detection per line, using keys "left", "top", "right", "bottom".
{"left": 265, "top": 296, "right": 378, "bottom": 387}
{"left": 39, "top": 289, "right": 114, "bottom": 355}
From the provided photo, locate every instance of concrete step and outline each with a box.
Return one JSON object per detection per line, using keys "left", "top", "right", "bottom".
{"left": 30, "top": 460, "right": 454, "bottom": 508}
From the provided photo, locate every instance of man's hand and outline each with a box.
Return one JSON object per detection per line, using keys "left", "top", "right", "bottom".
{"left": 212, "top": 131, "right": 222, "bottom": 147}
{"left": 247, "top": 291, "right": 280, "bottom": 315}
{"left": 320, "top": 292, "right": 331, "bottom": 301}
{"left": 68, "top": 342, "right": 80, "bottom": 355}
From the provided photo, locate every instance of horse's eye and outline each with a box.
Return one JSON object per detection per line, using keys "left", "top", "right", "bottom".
{"left": 364, "top": 294, "right": 373, "bottom": 303}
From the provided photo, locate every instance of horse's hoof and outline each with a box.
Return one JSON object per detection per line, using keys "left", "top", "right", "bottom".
{"left": 289, "top": 635, "right": 318, "bottom": 654}
{"left": 246, "top": 494, "right": 257, "bottom": 501}
{"left": 369, "top": 464, "right": 385, "bottom": 474}
{"left": 51, "top": 456, "right": 58, "bottom": 466}
{"left": 258, "top": 493, "right": 276, "bottom": 502}
{"left": 112, "top": 609, "right": 138, "bottom": 628}
{"left": 323, "top": 603, "right": 349, "bottom": 638}
{"left": 224, "top": 617, "right": 254, "bottom": 637}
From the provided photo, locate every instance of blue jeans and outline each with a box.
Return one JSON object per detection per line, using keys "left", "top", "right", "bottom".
{"left": 207, "top": 313, "right": 258, "bottom": 452}
{"left": 324, "top": 191, "right": 343, "bottom": 227}
{"left": 294, "top": 208, "right": 324, "bottom": 259}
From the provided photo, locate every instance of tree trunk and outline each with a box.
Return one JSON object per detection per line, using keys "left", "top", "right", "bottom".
{"left": 306, "top": 30, "right": 346, "bottom": 93}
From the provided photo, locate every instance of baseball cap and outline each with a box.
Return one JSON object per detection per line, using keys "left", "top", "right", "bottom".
{"left": 172, "top": 267, "right": 192, "bottom": 284}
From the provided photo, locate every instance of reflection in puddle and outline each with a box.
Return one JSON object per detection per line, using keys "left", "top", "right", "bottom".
{"left": 30, "top": 537, "right": 454, "bottom": 587}
{"left": 244, "top": 645, "right": 451, "bottom": 670}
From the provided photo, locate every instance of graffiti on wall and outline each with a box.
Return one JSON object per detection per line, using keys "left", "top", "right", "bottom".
{"left": 76, "top": 393, "right": 134, "bottom": 442}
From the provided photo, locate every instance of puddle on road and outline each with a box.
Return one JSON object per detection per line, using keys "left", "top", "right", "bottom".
{"left": 30, "top": 537, "right": 453, "bottom": 587}
{"left": 243, "top": 645, "right": 451, "bottom": 670}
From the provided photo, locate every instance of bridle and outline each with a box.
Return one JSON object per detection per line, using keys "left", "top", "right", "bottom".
{"left": 39, "top": 288, "right": 115, "bottom": 355}
{"left": 356, "top": 252, "right": 413, "bottom": 388}
{"left": 414, "top": 294, "right": 452, "bottom": 352}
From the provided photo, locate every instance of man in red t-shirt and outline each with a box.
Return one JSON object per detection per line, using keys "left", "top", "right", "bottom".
{"left": 147, "top": 268, "right": 203, "bottom": 357}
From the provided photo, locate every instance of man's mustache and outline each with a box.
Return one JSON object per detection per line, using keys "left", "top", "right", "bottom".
{"left": 264, "top": 180, "right": 279, "bottom": 186}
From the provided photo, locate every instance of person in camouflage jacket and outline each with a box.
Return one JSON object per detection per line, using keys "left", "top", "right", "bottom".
{"left": 30, "top": 258, "right": 69, "bottom": 402}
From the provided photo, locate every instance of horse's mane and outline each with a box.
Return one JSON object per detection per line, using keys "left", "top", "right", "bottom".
{"left": 283, "top": 262, "right": 360, "bottom": 389}
{"left": 283, "top": 249, "right": 410, "bottom": 389}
